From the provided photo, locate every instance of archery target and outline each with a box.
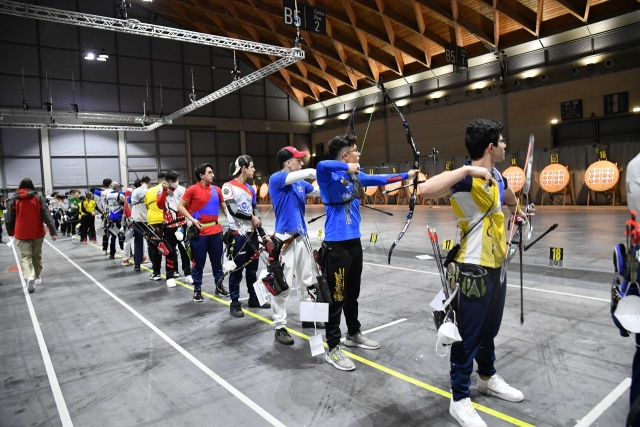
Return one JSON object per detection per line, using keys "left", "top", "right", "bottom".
{"left": 585, "top": 160, "right": 619, "bottom": 192}
{"left": 502, "top": 166, "right": 524, "bottom": 192}
{"left": 540, "top": 164, "right": 570, "bottom": 193}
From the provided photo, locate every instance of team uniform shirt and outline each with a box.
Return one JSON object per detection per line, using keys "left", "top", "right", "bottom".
{"left": 123, "top": 188, "right": 133, "bottom": 219}
{"left": 93, "top": 188, "right": 112, "bottom": 215}
{"left": 68, "top": 196, "right": 80, "bottom": 216}
{"left": 182, "top": 183, "right": 224, "bottom": 236}
{"left": 316, "top": 160, "right": 408, "bottom": 242}
{"left": 269, "top": 171, "right": 315, "bottom": 234}
{"left": 144, "top": 183, "right": 164, "bottom": 225}
{"left": 222, "top": 179, "right": 256, "bottom": 233}
{"left": 79, "top": 199, "right": 96, "bottom": 217}
{"left": 157, "top": 185, "right": 187, "bottom": 229}
{"left": 105, "top": 191, "right": 125, "bottom": 221}
{"left": 130, "top": 185, "right": 149, "bottom": 222}
{"left": 449, "top": 165, "right": 508, "bottom": 268}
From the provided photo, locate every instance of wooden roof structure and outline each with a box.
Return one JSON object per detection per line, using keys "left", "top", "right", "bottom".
{"left": 142, "top": 0, "right": 640, "bottom": 106}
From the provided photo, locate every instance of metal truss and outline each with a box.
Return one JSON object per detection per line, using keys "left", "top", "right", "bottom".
{"left": 0, "top": 0, "right": 304, "bottom": 131}
{"left": 0, "top": 56, "right": 300, "bottom": 131}
{"left": 0, "top": 0, "right": 303, "bottom": 59}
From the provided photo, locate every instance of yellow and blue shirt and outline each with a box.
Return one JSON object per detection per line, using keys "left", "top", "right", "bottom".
{"left": 450, "top": 166, "right": 507, "bottom": 268}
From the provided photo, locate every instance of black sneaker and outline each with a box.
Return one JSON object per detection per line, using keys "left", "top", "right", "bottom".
{"left": 134, "top": 265, "right": 141, "bottom": 272}
{"left": 230, "top": 301, "right": 244, "bottom": 317}
{"left": 193, "top": 289, "right": 203, "bottom": 302}
{"left": 248, "top": 298, "right": 271, "bottom": 309}
{"left": 108, "top": 255, "right": 115, "bottom": 260}
{"left": 149, "top": 273, "right": 162, "bottom": 281}
{"left": 215, "top": 283, "right": 230, "bottom": 297}
{"left": 275, "top": 328, "right": 294, "bottom": 345}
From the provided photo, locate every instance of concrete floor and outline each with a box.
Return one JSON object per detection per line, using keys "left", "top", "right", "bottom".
{"left": 0, "top": 205, "right": 635, "bottom": 427}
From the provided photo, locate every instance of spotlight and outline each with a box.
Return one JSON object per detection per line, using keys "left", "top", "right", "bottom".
{"left": 97, "top": 49, "right": 109, "bottom": 61}
{"left": 604, "top": 58, "right": 615, "bottom": 69}
{"left": 513, "top": 80, "right": 521, "bottom": 87}
{"left": 586, "top": 63, "right": 596, "bottom": 71}
{"left": 633, "top": 107, "right": 640, "bottom": 113}
{"left": 540, "top": 73, "right": 549, "bottom": 82}
{"left": 571, "top": 67, "right": 580, "bottom": 76}
{"left": 550, "top": 118, "right": 559, "bottom": 124}
{"left": 84, "top": 50, "right": 96, "bottom": 60}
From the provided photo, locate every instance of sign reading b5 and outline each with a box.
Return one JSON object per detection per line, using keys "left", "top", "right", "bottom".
{"left": 283, "top": 0, "right": 326, "bottom": 34}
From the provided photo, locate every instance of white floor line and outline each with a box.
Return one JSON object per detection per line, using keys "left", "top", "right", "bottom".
{"left": 340, "top": 318, "right": 408, "bottom": 342}
{"left": 202, "top": 272, "right": 213, "bottom": 276}
{"left": 11, "top": 244, "right": 74, "bottom": 427}
{"left": 363, "top": 261, "right": 609, "bottom": 302}
{"left": 574, "top": 377, "right": 631, "bottom": 427}
{"left": 239, "top": 297, "right": 249, "bottom": 301}
{"left": 44, "top": 241, "right": 286, "bottom": 427}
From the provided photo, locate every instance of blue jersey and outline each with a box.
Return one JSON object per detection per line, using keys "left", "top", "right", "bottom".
{"left": 269, "top": 171, "right": 314, "bottom": 234}
{"left": 316, "top": 160, "right": 408, "bottom": 242}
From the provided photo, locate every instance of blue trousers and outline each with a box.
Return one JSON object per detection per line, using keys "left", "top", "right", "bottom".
{"left": 450, "top": 266, "right": 506, "bottom": 401}
{"left": 228, "top": 232, "right": 259, "bottom": 302}
{"left": 190, "top": 233, "right": 223, "bottom": 292}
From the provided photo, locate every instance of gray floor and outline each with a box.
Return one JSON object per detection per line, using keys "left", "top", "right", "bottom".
{"left": 0, "top": 205, "right": 635, "bottom": 427}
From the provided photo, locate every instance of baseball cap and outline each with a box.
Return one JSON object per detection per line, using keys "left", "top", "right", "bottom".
{"left": 111, "top": 181, "right": 121, "bottom": 189}
{"left": 277, "top": 146, "right": 308, "bottom": 166}
{"left": 231, "top": 155, "right": 253, "bottom": 176}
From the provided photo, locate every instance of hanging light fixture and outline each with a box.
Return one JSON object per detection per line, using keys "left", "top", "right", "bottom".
{"left": 84, "top": 50, "right": 96, "bottom": 60}
{"left": 97, "top": 49, "right": 109, "bottom": 61}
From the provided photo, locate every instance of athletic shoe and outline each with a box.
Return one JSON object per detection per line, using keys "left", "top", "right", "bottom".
{"left": 166, "top": 278, "right": 176, "bottom": 288}
{"left": 184, "top": 275, "right": 194, "bottom": 284}
{"left": 324, "top": 346, "right": 355, "bottom": 371}
{"left": 344, "top": 332, "right": 380, "bottom": 350}
{"left": 149, "top": 273, "right": 162, "bottom": 281}
{"left": 215, "top": 283, "right": 230, "bottom": 297}
{"left": 82, "top": 239, "right": 87, "bottom": 244}
{"left": 142, "top": 257, "right": 150, "bottom": 264}
{"left": 230, "top": 301, "right": 244, "bottom": 317}
{"left": 27, "top": 278, "right": 35, "bottom": 294}
{"left": 103, "top": 250, "right": 108, "bottom": 255}
{"left": 248, "top": 298, "right": 270, "bottom": 309}
{"left": 477, "top": 374, "right": 524, "bottom": 402}
{"left": 121, "top": 259, "right": 134, "bottom": 266}
{"left": 134, "top": 265, "right": 141, "bottom": 272}
{"left": 35, "top": 278, "right": 42, "bottom": 286}
{"left": 92, "top": 238, "right": 97, "bottom": 243}
{"left": 193, "top": 289, "right": 203, "bottom": 302}
{"left": 174, "top": 271, "right": 181, "bottom": 278}
{"left": 275, "top": 328, "right": 294, "bottom": 345}
{"left": 449, "top": 398, "right": 487, "bottom": 427}
{"left": 108, "top": 255, "right": 115, "bottom": 260}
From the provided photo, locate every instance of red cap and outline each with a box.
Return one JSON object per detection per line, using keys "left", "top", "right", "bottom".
{"left": 277, "top": 146, "right": 308, "bottom": 164}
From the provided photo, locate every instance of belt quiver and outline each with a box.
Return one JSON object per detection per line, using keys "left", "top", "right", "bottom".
{"left": 262, "top": 236, "right": 289, "bottom": 296}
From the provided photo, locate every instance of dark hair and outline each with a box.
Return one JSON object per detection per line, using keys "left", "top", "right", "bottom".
{"left": 157, "top": 172, "right": 166, "bottom": 180}
{"left": 194, "top": 163, "right": 213, "bottom": 183}
{"left": 139, "top": 175, "right": 151, "bottom": 184}
{"left": 78, "top": 195, "right": 86, "bottom": 201}
{"left": 85, "top": 192, "right": 93, "bottom": 200}
{"left": 164, "top": 170, "right": 179, "bottom": 181}
{"left": 464, "top": 119, "right": 503, "bottom": 160}
{"left": 103, "top": 178, "right": 112, "bottom": 188}
{"left": 231, "top": 155, "right": 253, "bottom": 177}
{"left": 328, "top": 134, "right": 357, "bottom": 160}
{"left": 18, "top": 178, "right": 35, "bottom": 190}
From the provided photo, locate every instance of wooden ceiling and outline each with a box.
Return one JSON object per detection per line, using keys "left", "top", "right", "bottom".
{"left": 141, "top": 0, "right": 640, "bottom": 106}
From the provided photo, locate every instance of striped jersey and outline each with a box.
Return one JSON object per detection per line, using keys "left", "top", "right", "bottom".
{"left": 450, "top": 166, "right": 507, "bottom": 268}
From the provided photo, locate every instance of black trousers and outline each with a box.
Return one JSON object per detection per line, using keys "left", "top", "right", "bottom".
{"left": 164, "top": 227, "right": 191, "bottom": 276}
{"left": 324, "top": 238, "right": 363, "bottom": 350}
{"left": 80, "top": 215, "right": 96, "bottom": 241}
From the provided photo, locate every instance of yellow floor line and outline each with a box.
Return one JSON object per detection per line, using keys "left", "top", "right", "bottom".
{"left": 86, "top": 242, "right": 535, "bottom": 427}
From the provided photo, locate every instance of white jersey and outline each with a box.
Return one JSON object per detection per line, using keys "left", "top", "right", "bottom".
{"left": 222, "top": 179, "right": 256, "bottom": 232}
{"left": 130, "top": 185, "right": 149, "bottom": 222}
{"left": 157, "top": 184, "right": 185, "bottom": 221}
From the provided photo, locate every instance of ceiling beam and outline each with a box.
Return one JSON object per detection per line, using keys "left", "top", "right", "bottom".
{"left": 554, "top": 0, "right": 587, "bottom": 22}
{"left": 583, "top": 0, "right": 593, "bottom": 22}
{"left": 493, "top": 0, "right": 500, "bottom": 47}
{"left": 479, "top": 0, "right": 537, "bottom": 36}
{"left": 536, "top": 0, "right": 545, "bottom": 36}
{"left": 450, "top": 0, "right": 463, "bottom": 46}
{"left": 413, "top": 2, "right": 432, "bottom": 66}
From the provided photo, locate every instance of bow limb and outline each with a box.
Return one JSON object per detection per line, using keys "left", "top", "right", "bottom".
{"left": 377, "top": 77, "right": 421, "bottom": 264}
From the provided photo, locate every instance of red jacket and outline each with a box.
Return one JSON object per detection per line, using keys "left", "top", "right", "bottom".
{"left": 5, "top": 189, "right": 57, "bottom": 240}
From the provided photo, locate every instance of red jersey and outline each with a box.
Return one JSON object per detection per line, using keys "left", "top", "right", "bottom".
{"left": 181, "top": 183, "right": 224, "bottom": 236}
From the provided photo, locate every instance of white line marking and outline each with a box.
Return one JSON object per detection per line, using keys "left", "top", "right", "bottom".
{"left": 44, "top": 240, "right": 286, "bottom": 427}
{"left": 11, "top": 243, "right": 74, "bottom": 427}
{"left": 239, "top": 297, "right": 249, "bottom": 301}
{"left": 575, "top": 377, "right": 631, "bottom": 427}
{"left": 340, "top": 318, "right": 408, "bottom": 342}
{"left": 363, "top": 262, "right": 609, "bottom": 302}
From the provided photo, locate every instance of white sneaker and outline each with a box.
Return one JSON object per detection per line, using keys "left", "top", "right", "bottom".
{"left": 449, "top": 398, "right": 487, "bottom": 427}
{"left": 477, "top": 374, "right": 524, "bottom": 402}
{"left": 344, "top": 331, "right": 380, "bottom": 349}
{"left": 27, "top": 278, "right": 36, "bottom": 294}
{"left": 184, "top": 275, "right": 194, "bottom": 284}
{"left": 324, "top": 346, "right": 356, "bottom": 371}
{"left": 35, "top": 278, "right": 42, "bottom": 286}
{"left": 166, "top": 278, "right": 176, "bottom": 288}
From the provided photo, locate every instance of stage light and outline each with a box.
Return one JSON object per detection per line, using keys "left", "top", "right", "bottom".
{"left": 84, "top": 50, "right": 96, "bottom": 60}
{"left": 550, "top": 118, "right": 559, "bottom": 124}
{"left": 633, "top": 106, "right": 640, "bottom": 113}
